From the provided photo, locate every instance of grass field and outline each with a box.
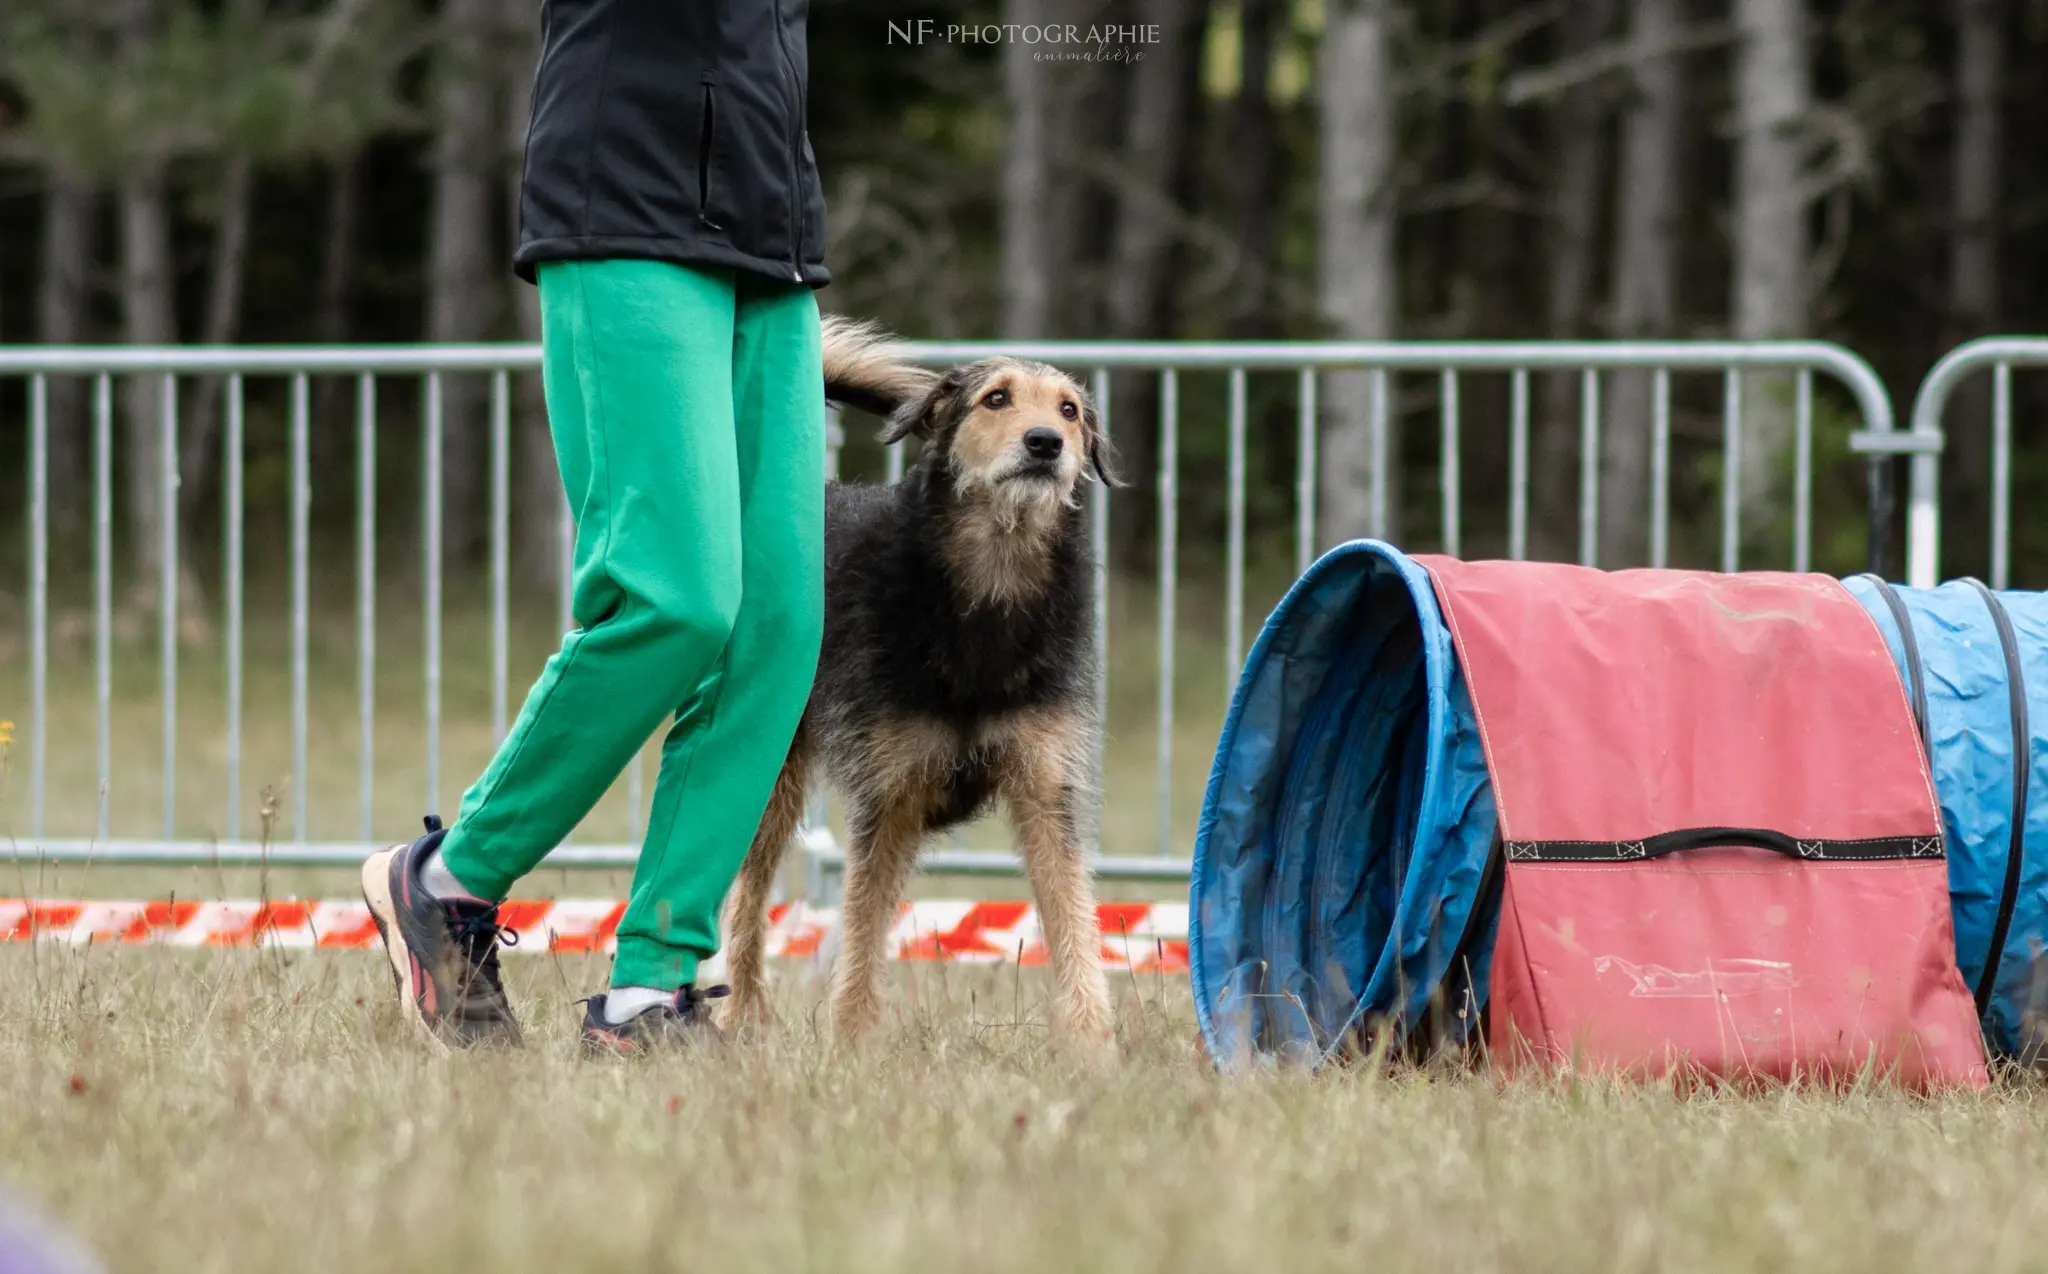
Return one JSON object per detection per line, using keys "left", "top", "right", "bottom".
{"left": 20, "top": 562, "right": 2048, "bottom": 1274}
{"left": 9, "top": 947, "right": 2048, "bottom": 1274}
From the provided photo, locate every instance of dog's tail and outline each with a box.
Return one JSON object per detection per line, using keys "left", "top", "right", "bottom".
{"left": 821, "top": 316, "right": 937, "bottom": 418}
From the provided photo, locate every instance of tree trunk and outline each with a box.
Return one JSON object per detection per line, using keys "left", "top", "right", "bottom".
{"left": 1944, "top": 0, "right": 2004, "bottom": 534}
{"left": 1730, "top": 0, "right": 1811, "bottom": 530}
{"left": 197, "top": 157, "right": 254, "bottom": 348}
{"left": 1225, "top": 0, "right": 1285, "bottom": 340}
{"left": 38, "top": 170, "right": 95, "bottom": 540}
{"left": 999, "top": 0, "right": 1113, "bottom": 341}
{"left": 1104, "top": 0, "right": 1204, "bottom": 341}
{"left": 118, "top": 162, "right": 177, "bottom": 599}
{"left": 313, "top": 153, "right": 362, "bottom": 480}
{"left": 1102, "top": 0, "right": 1207, "bottom": 569}
{"left": 1601, "top": 0, "right": 1685, "bottom": 568}
{"left": 1317, "top": 0, "right": 1400, "bottom": 548}
{"left": 427, "top": 0, "right": 501, "bottom": 566}
{"left": 316, "top": 157, "right": 362, "bottom": 346}
{"left": 1001, "top": 0, "right": 1062, "bottom": 339}
{"left": 180, "top": 153, "right": 254, "bottom": 566}
{"left": 117, "top": 0, "right": 176, "bottom": 601}
{"left": 1949, "top": 0, "right": 2002, "bottom": 340}
{"left": 1532, "top": 0, "right": 1616, "bottom": 563}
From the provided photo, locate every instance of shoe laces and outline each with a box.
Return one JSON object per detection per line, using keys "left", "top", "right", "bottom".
{"left": 414, "top": 814, "right": 514, "bottom": 1013}
{"left": 443, "top": 900, "right": 517, "bottom": 1015}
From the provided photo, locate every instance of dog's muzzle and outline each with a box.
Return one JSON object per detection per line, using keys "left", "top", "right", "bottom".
{"left": 1003, "top": 427, "right": 1069, "bottom": 483}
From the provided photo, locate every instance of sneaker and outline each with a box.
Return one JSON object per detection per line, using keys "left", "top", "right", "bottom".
{"left": 360, "top": 815, "right": 524, "bottom": 1051}
{"left": 579, "top": 985, "right": 730, "bottom": 1056}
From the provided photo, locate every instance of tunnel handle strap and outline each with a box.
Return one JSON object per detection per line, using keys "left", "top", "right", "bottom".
{"left": 1502, "top": 827, "right": 1943, "bottom": 863}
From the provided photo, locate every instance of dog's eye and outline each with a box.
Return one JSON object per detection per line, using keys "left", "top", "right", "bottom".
{"left": 1060, "top": 401, "right": 1079, "bottom": 421}
{"left": 981, "top": 388, "right": 1009, "bottom": 410}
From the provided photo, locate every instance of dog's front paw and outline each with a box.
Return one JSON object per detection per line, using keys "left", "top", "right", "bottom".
{"left": 827, "top": 984, "right": 887, "bottom": 1050}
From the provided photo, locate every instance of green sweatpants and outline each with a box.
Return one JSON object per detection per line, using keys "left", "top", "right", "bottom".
{"left": 439, "top": 259, "right": 824, "bottom": 990}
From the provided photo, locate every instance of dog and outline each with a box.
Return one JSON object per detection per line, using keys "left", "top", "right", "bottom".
{"left": 719, "top": 318, "right": 1122, "bottom": 1061}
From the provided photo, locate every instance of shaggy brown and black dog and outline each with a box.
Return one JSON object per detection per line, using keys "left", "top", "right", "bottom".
{"left": 720, "top": 319, "right": 1121, "bottom": 1061}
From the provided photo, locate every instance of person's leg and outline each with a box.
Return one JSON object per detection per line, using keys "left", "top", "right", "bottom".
{"left": 436, "top": 260, "right": 745, "bottom": 898}
{"left": 365, "top": 259, "right": 747, "bottom": 1049}
{"left": 609, "top": 276, "right": 825, "bottom": 992}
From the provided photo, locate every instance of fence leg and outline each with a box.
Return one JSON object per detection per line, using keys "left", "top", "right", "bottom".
{"left": 1867, "top": 456, "right": 1893, "bottom": 579}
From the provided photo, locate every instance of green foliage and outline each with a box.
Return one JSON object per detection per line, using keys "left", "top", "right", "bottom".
{"left": 0, "top": 0, "right": 421, "bottom": 179}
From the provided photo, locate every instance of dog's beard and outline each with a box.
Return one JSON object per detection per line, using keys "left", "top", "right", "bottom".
{"left": 941, "top": 463, "right": 1077, "bottom": 607}
{"left": 956, "top": 464, "right": 1080, "bottom": 532}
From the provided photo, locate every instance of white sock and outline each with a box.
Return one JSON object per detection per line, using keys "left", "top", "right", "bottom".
{"left": 418, "top": 847, "right": 483, "bottom": 901}
{"left": 603, "top": 985, "right": 676, "bottom": 1024}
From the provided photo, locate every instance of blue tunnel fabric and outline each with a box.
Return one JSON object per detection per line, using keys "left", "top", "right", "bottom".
{"left": 1844, "top": 577, "right": 2048, "bottom": 1053}
{"left": 1189, "top": 541, "right": 1497, "bottom": 1067}
{"left": 1194, "top": 548, "right": 2048, "bottom": 1067}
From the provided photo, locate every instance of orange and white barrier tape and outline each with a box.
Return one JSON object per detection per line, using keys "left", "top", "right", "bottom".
{"left": 0, "top": 899, "right": 1190, "bottom": 973}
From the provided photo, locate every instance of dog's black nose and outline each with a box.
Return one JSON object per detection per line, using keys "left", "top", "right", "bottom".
{"left": 1022, "top": 427, "right": 1064, "bottom": 460}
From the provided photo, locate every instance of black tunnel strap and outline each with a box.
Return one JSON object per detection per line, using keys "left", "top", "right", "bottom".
{"left": 1504, "top": 827, "right": 1943, "bottom": 863}
{"left": 1859, "top": 573, "right": 1932, "bottom": 765}
{"left": 1964, "top": 576, "right": 2031, "bottom": 1020}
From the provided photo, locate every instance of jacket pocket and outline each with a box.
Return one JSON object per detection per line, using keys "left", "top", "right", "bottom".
{"left": 696, "top": 84, "right": 722, "bottom": 230}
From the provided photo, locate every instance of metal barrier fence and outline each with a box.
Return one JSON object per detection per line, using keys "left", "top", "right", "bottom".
{"left": 1, "top": 341, "right": 1908, "bottom": 895}
{"left": 1908, "top": 337, "right": 2048, "bottom": 591}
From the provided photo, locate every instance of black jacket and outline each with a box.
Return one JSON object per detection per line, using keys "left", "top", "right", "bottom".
{"left": 514, "top": 0, "right": 829, "bottom": 288}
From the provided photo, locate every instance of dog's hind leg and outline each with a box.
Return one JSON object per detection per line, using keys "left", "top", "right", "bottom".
{"left": 998, "top": 710, "right": 1116, "bottom": 1064}
{"left": 828, "top": 797, "right": 926, "bottom": 1046}
{"left": 719, "top": 735, "right": 812, "bottom": 1034}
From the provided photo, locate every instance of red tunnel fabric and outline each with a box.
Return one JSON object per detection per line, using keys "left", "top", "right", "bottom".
{"left": 1420, "top": 558, "right": 1987, "bottom": 1089}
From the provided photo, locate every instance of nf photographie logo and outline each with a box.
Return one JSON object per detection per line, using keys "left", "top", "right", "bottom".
{"left": 887, "top": 20, "right": 1158, "bottom": 61}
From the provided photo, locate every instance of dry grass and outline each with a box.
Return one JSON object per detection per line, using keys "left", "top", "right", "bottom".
{"left": 19, "top": 566, "right": 2048, "bottom": 1273}
{"left": 8, "top": 947, "right": 2048, "bottom": 1274}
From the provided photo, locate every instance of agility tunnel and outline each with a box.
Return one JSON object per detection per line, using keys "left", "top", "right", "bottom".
{"left": 1191, "top": 544, "right": 2041, "bottom": 1079}
{"left": 1847, "top": 577, "right": 2048, "bottom": 1056}
{"left": 1187, "top": 543, "right": 1498, "bottom": 1067}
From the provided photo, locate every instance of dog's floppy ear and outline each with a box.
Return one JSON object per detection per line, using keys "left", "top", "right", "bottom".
{"left": 1081, "top": 397, "right": 1125, "bottom": 487}
{"left": 879, "top": 367, "right": 964, "bottom": 446}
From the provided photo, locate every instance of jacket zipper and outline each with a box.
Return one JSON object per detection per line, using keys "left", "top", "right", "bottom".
{"left": 696, "top": 85, "right": 722, "bottom": 231}
{"left": 771, "top": 0, "right": 805, "bottom": 281}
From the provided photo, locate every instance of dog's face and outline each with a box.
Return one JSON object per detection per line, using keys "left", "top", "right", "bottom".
{"left": 950, "top": 364, "right": 1088, "bottom": 501}
{"left": 883, "top": 358, "right": 1119, "bottom": 516}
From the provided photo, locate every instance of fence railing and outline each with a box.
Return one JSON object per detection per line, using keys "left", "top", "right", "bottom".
{"left": 1, "top": 340, "right": 1912, "bottom": 896}
{"left": 1908, "top": 337, "right": 2048, "bottom": 590}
